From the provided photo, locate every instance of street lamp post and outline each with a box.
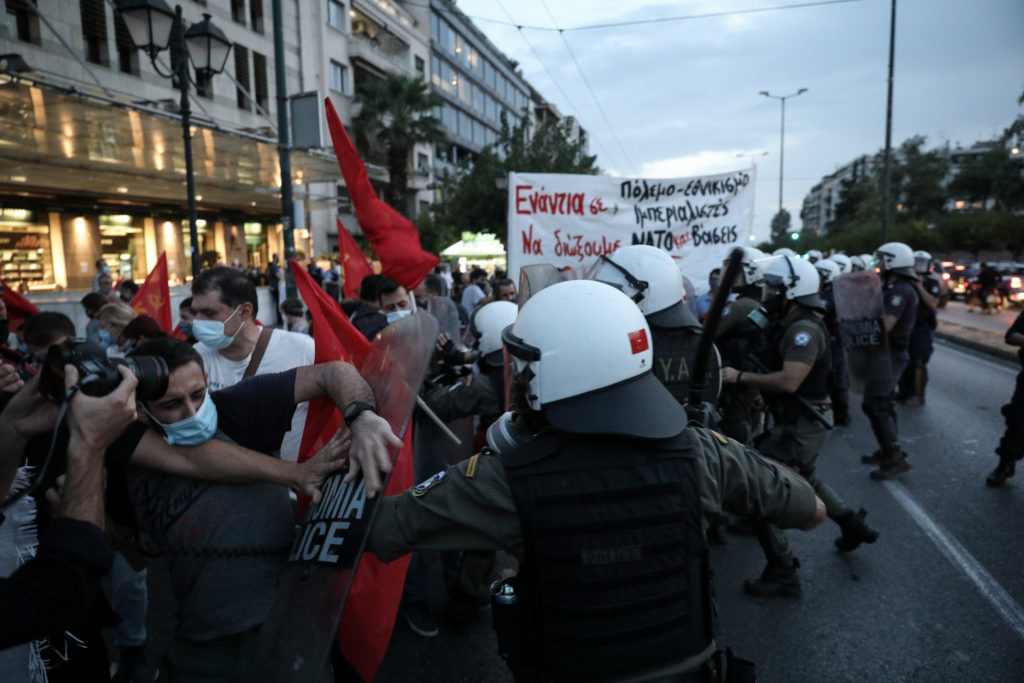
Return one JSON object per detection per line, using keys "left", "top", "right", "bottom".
{"left": 115, "top": 0, "right": 232, "bottom": 279}
{"left": 759, "top": 88, "right": 808, "bottom": 217}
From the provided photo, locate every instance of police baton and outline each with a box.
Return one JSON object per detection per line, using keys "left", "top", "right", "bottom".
{"left": 686, "top": 247, "right": 744, "bottom": 426}
{"left": 744, "top": 354, "right": 835, "bottom": 431}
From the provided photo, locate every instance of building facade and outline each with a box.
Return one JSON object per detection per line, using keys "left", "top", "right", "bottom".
{"left": 799, "top": 155, "right": 872, "bottom": 237}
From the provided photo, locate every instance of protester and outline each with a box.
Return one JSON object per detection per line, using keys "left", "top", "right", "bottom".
{"left": 459, "top": 267, "right": 488, "bottom": 313}
{"left": 91, "top": 258, "right": 111, "bottom": 292}
{"left": 178, "top": 296, "right": 197, "bottom": 343}
{"left": 81, "top": 292, "right": 110, "bottom": 346}
{"left": 696, "top": 267, "right": 721, "bottom": 321}
{"left": 349, "top": 274, "right": 388, "bottom": 341}
{"left": 987, "top": 309, "right": 1024, "bottom": 487}
{"left": 95, "top": 302, "right": 137, "bottom": 359}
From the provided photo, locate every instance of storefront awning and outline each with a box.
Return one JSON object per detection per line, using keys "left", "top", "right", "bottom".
{"left": 440, "top": 233, "right": 506, "bottom": 258}
{"left": 0, "top": 81, "right": 341, "bottom": 216}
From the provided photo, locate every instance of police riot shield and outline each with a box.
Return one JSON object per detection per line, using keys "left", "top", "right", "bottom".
{"left": 426, "top": 294, "right": 460, "bottom": 342}
{"left": 517, "top": 263, "right": 568, "bottom": 307}
{"left": 249, "top": 313, "right": 437, "bottom": 682}
{"left": 833, "top": 271, "right": 890, "bottom": 395}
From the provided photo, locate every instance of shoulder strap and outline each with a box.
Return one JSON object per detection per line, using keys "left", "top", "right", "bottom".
{"left": 243, "top": 326, "right": 274, "bottom": 379}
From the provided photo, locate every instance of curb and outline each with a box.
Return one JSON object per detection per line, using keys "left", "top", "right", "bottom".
{"left": 935, "top": 320, "right": 1018, "bottom": 363}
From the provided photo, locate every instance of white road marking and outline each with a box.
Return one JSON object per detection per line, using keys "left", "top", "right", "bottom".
{"left": 885, "top": 481, "right": 1024, "bottom": 642}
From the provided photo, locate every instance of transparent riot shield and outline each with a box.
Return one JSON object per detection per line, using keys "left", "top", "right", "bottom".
{"left": 249, "top": 313, "right": 438, "bottom": 682}
{"left": 833, "top": 271, "right": 891, "bottom": 395}
{"left": 426, "top": 294, "right": 460, "bottom": 342}
{"left": 517, "top": 263, "right": 567, "bottom": 307}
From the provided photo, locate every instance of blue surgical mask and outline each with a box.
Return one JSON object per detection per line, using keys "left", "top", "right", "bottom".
{"left": 145, "top": 391, "right": 219, "bottom": 446}
{"left": 97, "top": 329, "right": 112, "bottom": 347}
{"left": 179, "top": 321, "right": 193, "bottom": 338}
{"left": 192, "top": 305, "right": 244, "bottom": 350}
{"left": 386, "top": 309, "right": 412, "bottom": 324}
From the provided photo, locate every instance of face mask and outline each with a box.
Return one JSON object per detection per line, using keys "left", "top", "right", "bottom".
{"left": 386, "top": 309, "right": 412, "bottom": 324}
{"left": 102, "top": 265, "right": 111, "bottom": 274}
{"left": 97, "top": 329, "right": 112, "bottom": 347}
{"left": 145, "top": 391, "right": 219, "bottom": 446}
{"left": 192, "top": 305, "right": 243, "bottom": 349}
{"left": 179, "top": 321, "right": 193, "bottom": 338}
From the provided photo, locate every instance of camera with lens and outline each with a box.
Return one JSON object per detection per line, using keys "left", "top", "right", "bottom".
{"left": 39, "top": 340, "right": 169, "bottom": 402}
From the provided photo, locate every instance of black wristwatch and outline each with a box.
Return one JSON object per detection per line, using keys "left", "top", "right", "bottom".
{"left": 343, "top": 400, "right": 376, "bottom": 425}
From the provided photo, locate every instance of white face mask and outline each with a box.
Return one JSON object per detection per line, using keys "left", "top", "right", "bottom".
{"left": 192, "top": 305, "right": 244, "bottom": 350}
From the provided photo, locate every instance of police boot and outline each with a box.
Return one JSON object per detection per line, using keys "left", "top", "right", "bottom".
{"left": 986, "top": 457, "right": 1016, "bottom": 487}
{"left": 833, "top": 508, "right": 880, "bottom": 552}
{"left": 871, "top": 449, "right": 912, "bottom": 480}
{"left": 743, "top": 556, "right": 801, "bottom": 597}
{"left": 861, "top": 449, "right": 884, "bottom": 465}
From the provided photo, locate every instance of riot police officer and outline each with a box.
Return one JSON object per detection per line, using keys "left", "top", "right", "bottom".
{"left": 587, "top": 245, "right": 717, "bottom": 406}
{"left": 816, "top": 259, "right": 851, "bottom": 426}
{"left": 715, "top": 248, "right": 772, "bottom": 444}
{"left": 861, "top": 242, "right": 918, "bottom": 479}
{"left": 987, "top": 309, "right": 1024, "bottom": 486}
{"left": 366, "top": 280, "right": 825, "bottom": 682}
{"left": 722, "top": 255, "right": 878, "bottom": 596}
{"left": 896, "top": 250, "right": 942, "bottom": 406}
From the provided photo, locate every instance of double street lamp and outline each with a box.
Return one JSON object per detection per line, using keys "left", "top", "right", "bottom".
{"left": 759, "top": 88, "right": 808, "bottom": 218}
{"left": 115, "top": 0, "right": 232, "bottom": 278}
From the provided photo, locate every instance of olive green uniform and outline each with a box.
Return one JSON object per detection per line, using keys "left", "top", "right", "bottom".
{"left": 367, "top": 426, "right": 819, "bottom": 562}
{"left": 422, "top": 373, "right": 503, "bottom": 426}
{"left": 715, "top": 297, "right": 765, "bottom": 444}
{"left": 754, "top": 308, "right": 848, "bottom": 561}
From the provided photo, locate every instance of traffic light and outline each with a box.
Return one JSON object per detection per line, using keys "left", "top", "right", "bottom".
{"left": 790, "top": 232, "right": 800, "bottom": 241}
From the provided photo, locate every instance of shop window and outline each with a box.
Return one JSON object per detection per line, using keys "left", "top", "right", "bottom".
{"left": 99, "top": 215, "right": 145, "bottom": 283}
{"left": 0, "top": 210, "right": 52, "bottom": 289}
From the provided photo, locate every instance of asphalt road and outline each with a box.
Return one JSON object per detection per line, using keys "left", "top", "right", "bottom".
{"left": 938, "top": 299, "right": 1018, "bottom": 335}
{"left": 137, "top": 340, "right": 1024, "bottom": 682}
{"left": 376, "top": 340, "right": 1024, "bottom": 682}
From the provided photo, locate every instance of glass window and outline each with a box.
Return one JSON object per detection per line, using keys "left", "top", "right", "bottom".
{"left": 457, "top": 111, "right": 470, "bottom": 139}
{"left": 430, "top": 13, "right": 439, "bottom": 42}
{"left": 473, "top": 83, "right": 483, "bottom": 114}
{"left": 328, "top": 0, "right": 345, "bottom": 31}
{"left": 457, "top": 70, "right": 470, "bottom": 104}
{"left": 439, "top": 20, "right": 452, "bottom": 54}
{"left": 467, "top": 46, "right": 480, "bottom": 74}
{"left": 415, "top": 55, "right": 425, "bottom": 79}
{"left": 431, "top": 54, "right": 440, "bottom": 88}
{"left": 0, "top": 210, "right": 53, "bottom": 289}
{"left": 330, "top": 60, "right": 346, "bottom": 93}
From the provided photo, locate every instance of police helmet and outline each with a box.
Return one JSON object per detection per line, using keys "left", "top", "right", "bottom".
{"left": 502, "top": 280, "right": 685, "bottom": 439}
{"left": 587, "top": 245, "right": 699, "bottom": 329}
{"left": 849, "top": 255, "right": 866, "bottom": 272}
{"left": 763, "top": 255, "right": 824, "bottom": 310}
{"left": 913, "top": 249, "right": 934, "bottom": 275}
{"left": 773, "top": 247, "right": 797, "bottom": 258}
{"left": 814, "top": 258, "right": 841, "bottom": 286}
{"left": 735, "top": 247, "right": 767, "bottom": 287}
{"left": 828, "top": 253, "right": 852, "bottom": 273}
{"left": 805, "top": 249, "right": 823, "bottom": 263}
{"left": 470, "top": 301, "right": 518, "bottom": 365}
{"left": 874, "top": 242, "right": 918, "bottom": 278}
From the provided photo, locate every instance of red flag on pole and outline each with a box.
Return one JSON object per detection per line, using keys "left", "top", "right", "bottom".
{"left": 0, "top": 280, "right": 40, "bottom": 331}
{"left": 290, "top": 258, "right": 411, "bottom": 680}
{"left": 325, "top": 97, "right": 439, "bottom": 291}
{"left": 129, "top": 252, "right": 173, "bottom": 332}
{"left": 337, "top": 218, "right": 374, "bottom": 300}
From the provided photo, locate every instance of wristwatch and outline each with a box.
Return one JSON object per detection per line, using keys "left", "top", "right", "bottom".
{"left": 343, "top": 400, "right": 376, "bottom": 425}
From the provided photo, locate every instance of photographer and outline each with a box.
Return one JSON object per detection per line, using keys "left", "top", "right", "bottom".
{"left": 0, "top": 365, "right": 138, "bottom": 650}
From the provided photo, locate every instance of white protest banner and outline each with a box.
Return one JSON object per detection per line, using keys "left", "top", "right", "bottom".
{"left": 506, "top": 169, "right": 756, "bottom": 292}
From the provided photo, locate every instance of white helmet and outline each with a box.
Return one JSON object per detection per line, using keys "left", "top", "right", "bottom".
{"left": 814, "top": 258, "right": 841, "bottom": 286}
{"left": 773, "top": 247, "right": 797, "bottom": 258}
{"left": 734, "top": 247, "right": 767, "bottom": 287}
{"left": 849, "top": 254, "right": 866, "bottom": 272}
{"left": 763, "top": 255, "right": 823, "bottom": 309}
{"left": 828, "top": 253, "right": 852, "bottom": 273}
{"left": 588, "top": 245, "right": 698, "bottom": 329}
{"left": 874, "top": 242, "right": 917, "bottom": 278}
{"left": 913, "top": 249, "right": 933, "bottom": 275}
{"left": 470, "top": 301, "right": 517, "bottom": 362}
{"left": 502, "top": 280, "right": 685, "bottom": 439}
{"left": 805, "top": 249, "right": 823, "bottom": 263}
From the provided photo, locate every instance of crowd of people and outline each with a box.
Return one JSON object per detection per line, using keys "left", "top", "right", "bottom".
{"left": 0, "top": 239, "right": 1021, "bottom": 683}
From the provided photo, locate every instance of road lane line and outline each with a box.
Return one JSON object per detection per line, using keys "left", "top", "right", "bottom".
{"left": 885, "top": 481, "right": 1024, "bottom": 642}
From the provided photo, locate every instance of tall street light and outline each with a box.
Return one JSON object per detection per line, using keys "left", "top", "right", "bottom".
{"left": 736, "top": 150, "right": 769, "bottom": 168}
{"left": 115, "top": 0, "right": 232, "bottom": 279}
{"left": 759, "top": 88, "right": 808, "bottom": 217}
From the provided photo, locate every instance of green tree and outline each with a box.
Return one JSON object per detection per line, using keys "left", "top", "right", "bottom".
{"left": 890, "top": 135, "right": 949, "bottom": 218}
{"left": 769, "top": 208, "right": 792, "bottom": 247}
{"left": 426, "top": 114, "right": 599, "bottom": 248}
{"left": 351, "top": 73, "right": 445, "bottom": 214}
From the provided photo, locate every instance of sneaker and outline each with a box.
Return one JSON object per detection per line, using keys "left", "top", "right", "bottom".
{"left": 834, "top": 508, "right": 880, "bottom": 552}
{"left": 986, "top": 459, "right": 1016, "bottom": 488}
{"left": 861, "top": 450, "right": 884, "bottom": 465}
{"left": 743, "top": 558, "right": 801, "bottom": 597}
{"left": 870, "top": 456, "right": 911, "bottom": 480}
{"left": 403, "top": 602, "right": 439, "bottom": 637}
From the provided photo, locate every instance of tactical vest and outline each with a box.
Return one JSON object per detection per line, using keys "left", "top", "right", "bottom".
{"left": 651, "top": 325, "right": 715, "bottom": 405}
{"left": 769, "top": 311, "right": 832, "bottom": 403}
{"left": 501, "top": 431, "right": 713, "bottom": 682}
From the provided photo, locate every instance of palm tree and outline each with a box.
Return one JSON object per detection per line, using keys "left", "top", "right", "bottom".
{"left": 351, "top": 73, "right": 445, "bottom": 214}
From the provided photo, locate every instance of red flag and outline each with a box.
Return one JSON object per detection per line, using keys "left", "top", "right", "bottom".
{"left": 291, "top": 258, "right": 411, "bottom": 680}
{"left": 129, "top": 252, "right": 172, "bottom": 332}
{"left": 325, "top": 98, "right": 439, "bottom": 291}
{"left": 337, "top": 218, "right": 374, "bottom": 300}
{"left": 0, "top": 280, "right": 40, "bottom": 331}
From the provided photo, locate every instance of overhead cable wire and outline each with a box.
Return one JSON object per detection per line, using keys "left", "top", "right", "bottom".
{"left": 534, "top": 0, "right": 637, "bottom": 175}
{"left": 488, "top": 0, "right": 629, "bottom": 173}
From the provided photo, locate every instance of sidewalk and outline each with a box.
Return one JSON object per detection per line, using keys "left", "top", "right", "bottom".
{"left": 936, "top": 301, "right": 1019, "bottom": 362}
